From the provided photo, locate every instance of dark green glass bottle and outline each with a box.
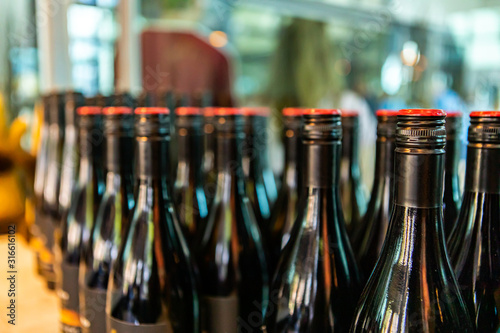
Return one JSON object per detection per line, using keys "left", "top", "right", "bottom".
{"left": 265, "top": 109, "right": 361, "bottom": 332}
{"left": 443, "top": 111, "right": 463, "bottom": 237}
{"left": 351, "top": 109, "right": 474, "bottom": 333}
{"left": 79, "top": 106, "right": 135, "bottom": 333}
{"left": 447, "top": 111, "right": 500, "bottom": 331}
{"left": 173, "top": 107, "right": 208, "bottom": 249}
{"left": 353, "top": 110, "right": 398, "bottom": 280}
{"left": 339, "top": 110, "right": 367, "bottom": 236}
{"left": 196, "top": 108, "right": 269, "bottom": 333}
{"left": 57, "top": 106, "right": 105, "bottom": 333}
{"left": 268, "top": 107, "right": 303, "bottom": 274}
{"left": 107, "top": 107, "right": 200, "bottom": 332}
{"left": 242, "top": 107, "right": 278, "bottom": 242}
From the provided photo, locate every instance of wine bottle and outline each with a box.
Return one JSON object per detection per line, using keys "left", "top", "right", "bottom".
{"left": 173, "top": 107, "right": 209, "bottom": 249}
{"left": 159, "top": 90, "right": 187, "bottom": 187}
{"left": 242, "top": 107, "right": 278, "bottom": 240}
{"left": 106, "top": 107, "right": 200, "bottom": 332}
{"left": 59, "top": 91, "right": 85, "bottom": 232}
{"left": 42, "top": 92, "right": 66, "bottom": 289}
{"left": 353, "top": 110, "right": 398, "bottom": 279}
{"left": 32, "top": 94, "right": 51, "bottom": 269}
{"left": 203, "top": 107, "right": 217, "bottom": 204}
{"left": 447, "top": 111, "right": 500, "bottom": 331}
{"left": 79, "top": 106, "right": 135, "bottom": 333}
{"left": 264, "top": 109, "right": 361, "bottom": 332}
{"left": 196, "top": 107, "right": 269, "bottom": 333}
{"left": 268, "top": 107, "right": 303, "bottom": 274}
{"left": 56, "top": 106, "right": 105, "bottom": 333}
{"left": 32, "top": 94, "right": 52, "bottom": 276}
{"left": 339, "top": 110, "right": 367, "bottom": 236}
{"left": 351, "top": 109, "right": 474, "bottom": 333}
{"left": 443, "top": 111, "right": 463, "bottom": 237}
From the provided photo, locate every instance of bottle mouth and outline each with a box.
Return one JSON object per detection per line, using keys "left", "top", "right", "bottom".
{"left": 399, "top": 109, "right": 445, "bottom": 117}
{"left": 470, "top": 111, "right": 500, "bottom": 118}
{"left": 77, "top": 106, "right": 102, "bottom": 116}
{"left": 282, "top": 108, "right": 305, "bottom": 117}
{"left": 175, "top": 107, "right": 202, "bottom": 116}
{"left": 241, "top": 107, "right": 271, "bottom": 117}
{"left": 468, "top": 111, "right": 500, "bottom": 143}
{"left": 340, "top": 109, "right": 359, "bottom": 128}
{"left": 104, "top": 108, "right": 134, "bottom": 134}
{"left": 214, "top": 111, "right": 245, "bottom": 134}
{"left": 175, "top": 108, "right": 204, "bottom": 130}
{"left": 78, "top": 107, "right": 103, "bottom": 130}
{"left": 444, "top": 111, "right": 462, "bottom": 139}
{"left": 396, "top": 109, "right": 446, "bottom": 148}
{"left": 302, "top": 109, "right": 342, "bottom": 141}
{"left": 134, "top": 107, "right": 170, "bottom": 137}
{"left": 203, "top": 107, "right": 216, "bottom": 117}
{"left": 212, "top": 107, "right": 241, "bottom": 116}
{"left": 135, "top": 107, "right": 170, "bottom": 115}
{"left": 445, "top": 111, "right": 462, "bottom": 117}
{"left": 376, "top": 110, "right": 398, "bottom": 138}
{"left": 340, "top": 109, "right": 358, "bottom": 117}
{"left": 376, "top": 109, "right": 399, "bottom": 117}
{"left": 103, "top": 107, "right": 133, "bottom": 115}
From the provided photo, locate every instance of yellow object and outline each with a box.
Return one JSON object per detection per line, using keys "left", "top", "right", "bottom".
{"left": 0, "top": 92, "right": 31, "bottom": 229}
{"left": 0, "top": 171, "right": 24, "bottom": 221}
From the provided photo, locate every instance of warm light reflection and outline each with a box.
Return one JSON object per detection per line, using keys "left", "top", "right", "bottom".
{"left": 401, "top": 41, "right": 420, "bottom": 67}
{"left": 209, "top": 31, "right": 228, "bottom": 48}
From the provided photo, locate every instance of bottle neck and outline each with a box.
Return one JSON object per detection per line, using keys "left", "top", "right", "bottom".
{"left": 373, "top": 137, "right": 395, "bottom": 188}
{"left": 303, "top": 141, "right": 340, "bottom": 188}
{"left": 444, "top": 138, "right": 460, "bottom": 181}
{"left": 177, "top": 128, "right": 204, "bottom": 185}
{"left": 106, "top": 134, "right": 134, "bottom": 174}
{"left": 283, "top": 132, "right": 299, "bottom": 189}
{"left": 79, "top": 128, "right": 104, "bottom": 183}
{"left": 394, "top": 148, "right": 445, "bottom": 208}
{"left": 216, "top": 133, "right": 242, "bottom": 174}
{"left": 246, "top": 118, "right": 270, "bottom": 176}
{"left": 284, "top": 131, "right": 298, "bottom": 169}
{"left": 215, "top": 131, "right": 246, "bottom": 196}
{"left": 464, "top": 143, "right": 500, "bottom": 194}
{"left": 136, "top": 136, "right": 170, "bottom": 182}
{"left": 342, "top": 125, "right": 360, "bottom": 166}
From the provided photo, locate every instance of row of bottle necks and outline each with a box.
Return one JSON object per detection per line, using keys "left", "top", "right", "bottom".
{"left": 31, "top": 92, "right": 499, "bottom": 333}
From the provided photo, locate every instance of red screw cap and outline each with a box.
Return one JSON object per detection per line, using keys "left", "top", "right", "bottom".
{"left": 399, "top": 109, "right": 445, "bottom": 117}
{"left": 77, "top": 106, "right": 102, "bottom": 115}
{"left": 103, "top": 107, "right": 132, "bottom": 115}
{"left": 341, "top": 109, "right": 359, "bottom": 117}
{"left": 445, "top": 111, "right": 462, "bottom": 117}
{"left": 213, "top": 108, "right": 242, "bottom": 116}
{"left": 283, "top": 108, "right": 305, "bottom": 117}
{"left": 134, "top": 107, "right": 170, "bottom": 115}
{"left": 175, "top": 107, "right": 202, "bottom": 116}
{"left": 303, "top": 109, "right": 341, "bottom": 116}
{"left": 241, "top": 107, "right": 271, "bottom": 117}
{"left": 376, "top": 109, "right": 399, "bottom": 117}
{"left": 470, "top": 111, "right": 500, "bottom": 117}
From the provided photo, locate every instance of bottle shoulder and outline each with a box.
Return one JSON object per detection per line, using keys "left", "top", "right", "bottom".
{"left": 449, "top": 192, "right": 500, "bottom": 280}
{"left": 353, "top": 205, "right": 474, "bottom": 332}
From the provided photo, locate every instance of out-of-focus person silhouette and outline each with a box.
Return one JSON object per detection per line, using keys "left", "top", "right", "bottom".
{"left": 141, "top": 29, "right": 234, "bottom": 107}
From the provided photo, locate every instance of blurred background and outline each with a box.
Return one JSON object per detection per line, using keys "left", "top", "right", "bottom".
{"left": 0, "top": 0, "right": 499, "bottom": 235}
{"left": 0, "top": 2, "right": 498, "bottom": 331}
